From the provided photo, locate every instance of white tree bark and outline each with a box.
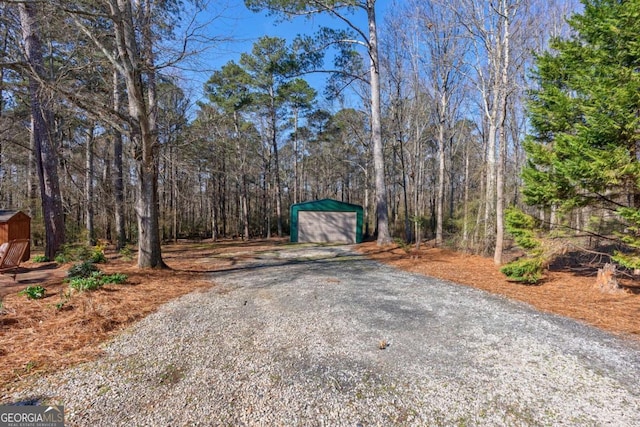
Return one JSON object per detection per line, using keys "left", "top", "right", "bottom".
{"left": 436, "top": 93, "right": 446, "bottom": 246}
{"left": 494, "top": 0, "right": 511, "bottom": 265}
{"left": 367, "top": 0, "right": 392, "bottom": 245}
{"left": 456, "top": 0, "right": 520, "bottom": 257}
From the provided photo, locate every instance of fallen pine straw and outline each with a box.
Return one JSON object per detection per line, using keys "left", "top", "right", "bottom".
{"left": 0, "top": 238, "right": 288, "bottom": 392}
{"left": 0, "top": 266, "right": 215, "bottom": 390}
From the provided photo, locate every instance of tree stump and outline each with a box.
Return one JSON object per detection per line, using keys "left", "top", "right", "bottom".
{"left": 596, "top": 263, "right": 621, "bottom": 293}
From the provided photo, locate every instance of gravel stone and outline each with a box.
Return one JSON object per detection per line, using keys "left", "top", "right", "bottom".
{"left": 5, "top": 245, "right": 640, "bottom": 426}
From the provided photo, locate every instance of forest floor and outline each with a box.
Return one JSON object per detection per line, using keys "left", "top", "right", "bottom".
{"left": 1, "top": 238, "right": 639, "bottom": 395}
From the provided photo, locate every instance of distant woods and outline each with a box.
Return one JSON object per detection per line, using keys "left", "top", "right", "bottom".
{"left": 10, "top": 0, "right": 640, "bottom": 271}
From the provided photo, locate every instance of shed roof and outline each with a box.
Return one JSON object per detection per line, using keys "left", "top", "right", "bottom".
{"left": 291, "top": 198, "right": 363, "bottom": 212}
{"left": 0, "top": 210, "right": 30, "bottom": 223}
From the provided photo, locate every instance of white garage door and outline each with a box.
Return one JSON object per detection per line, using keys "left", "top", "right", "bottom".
{"left": 298, "top": 211, "right": 357, "bottom": 243}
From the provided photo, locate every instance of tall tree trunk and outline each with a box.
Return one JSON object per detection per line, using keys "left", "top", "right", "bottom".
{"left": 293, "top": 108, "right": 299, "bottom": 205}
{"left": 399, "top": 138, "right": 411, "bottom": 243}
{"left": 233, "top": 112, "right": 250, "bottom": 240}
{"left": 413, "top": 125, "right": 422, "bottom": 249}
{"left": 367, "top": 0, "right": 392, "bottom": 245}
{"left": 112, "top": 69, "right": 126, "bottom": 250}
{"left": 27, "top": 141, "right": 37, "bottom": 219}
{"left": 392, "top": 82, "right": 410, "bottom": 242}
{"left": 436, "top": 93, "right": 446, "bottom": 246}
{"left": 141, "top": 0, "right": 163, "bottom": 266}
{"left": 0, "top": 141, "right": 3, "bottom": 207}
{"left": 473, "top": 130, "right": 488, "bottom": 251}
{"left": 0, "top": 14, "right": 5, "bottom": 207}
{"left": 363, "top": 164, "right": 370, "bottom": 238}
{"left": 262, "top": 157, "right": 270, "bottom": 238}
{"left": 241, "top": 178, "right": 249, "bottom": 239}
{"left": 211, "top": 200, "right": 218, "bottom": 241}
{"left": 85, "top": 126, "right": 95, "bottom": 246}
{"left": 135, "top": 133, "right": 163, "bottom": 267}
{"left": 102, "top": 141, "right": 112, "bottom": 242}
{"left": 172, "top": 146, "right": 178, "bottom": 242}
{"left": 462, "top": 135, "right": 470, "bottom": 248}
{"left": 484, "top": 109, "right": 498, "bottom": 248}
{"left": 112, "top": 0, "right": 164, "bottom": 267}
{"left": 19, "top": 1, "right": 65, "bottom": 259}
{"left": 494, "top": 0, "right": 511, "bottom": 266}
{"left": 494, "top": 122, "right": 506, "bottom": 264}
{"left": 271, "top": 105, "right": 283, "bottom": 237}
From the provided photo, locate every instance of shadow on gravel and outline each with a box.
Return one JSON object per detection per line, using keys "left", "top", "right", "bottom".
{"left": 3, "top": 397, "right": 46, "bottom": 406}
{"left": 174, "top": 249, "right": 370, "bottom": 276}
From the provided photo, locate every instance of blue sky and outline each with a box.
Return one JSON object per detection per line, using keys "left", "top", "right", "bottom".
{"left": 175, "top": 0, "right": 390, "bottom": 110}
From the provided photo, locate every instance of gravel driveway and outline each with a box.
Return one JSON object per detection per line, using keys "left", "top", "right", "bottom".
{"left": 7, "top": 245, "right": 640, "bottom": 426}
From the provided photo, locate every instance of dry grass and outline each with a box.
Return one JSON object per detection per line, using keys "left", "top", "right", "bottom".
{"left": 1, "top": 238, "right": 638, "bottom": 396}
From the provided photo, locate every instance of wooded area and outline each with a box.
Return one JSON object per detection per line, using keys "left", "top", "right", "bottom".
{"left": 3, "top": 0, "right": 640, "bottom": 272}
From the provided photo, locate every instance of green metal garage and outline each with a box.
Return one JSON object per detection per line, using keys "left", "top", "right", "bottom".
{"left": 290, "top": 199, "right": 364, "bottom": 244}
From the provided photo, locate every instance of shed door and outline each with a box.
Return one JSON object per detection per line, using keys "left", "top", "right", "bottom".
{"left": 298, "top": 211, "right": 357, "bottom": 243}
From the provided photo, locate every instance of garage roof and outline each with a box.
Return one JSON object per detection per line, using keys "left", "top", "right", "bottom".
{"left": 290, "top": 199, "right": 364, "bottom": 244}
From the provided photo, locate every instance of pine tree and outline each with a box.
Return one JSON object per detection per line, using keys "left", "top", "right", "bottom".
{"left": 523, "top": 0, "right": 640, "bottom": 266}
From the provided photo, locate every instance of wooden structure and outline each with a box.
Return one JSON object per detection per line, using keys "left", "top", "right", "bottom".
{"left": 0, "top": 210, "right": 31, "bottom": 261}
{"left": 290, "top": 199, "right": 364, "bottom": 244}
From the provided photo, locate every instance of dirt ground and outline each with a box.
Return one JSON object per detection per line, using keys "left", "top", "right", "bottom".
{"left": 1, "top": 238, "right": 639, "bottom": 395}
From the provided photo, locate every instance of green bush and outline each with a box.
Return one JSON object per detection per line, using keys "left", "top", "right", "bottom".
{"left": 68, "top": 271, "right": 127, "bottom": 291}
{"left": 69, "top": 271, "right": 104, "bottom": 291}
{"left": 500, "top": 258, "right": 544, "bottom": 284}
{"left": 32, "top": 255, "right": 49, "bottom": 263}
{"left": 501, "top": 207, "right": 546, "bottom": 284}
{"left": 74, "top": 245, "right": 91, "bottom": 261}
{"left": 612, "top": 207, "right": 640, "bottom": 270}
{"left": 394, "top": 238, "right": 411, "bottom": 253}
{"left": 89, "top": 244, "right": 107, "bottom": 263}
{"left": 54, "top": 243, "right": 75, "bottom": 264}
{"left": 18, "top": 285, "right": 46, "bottom": 300}
{"left": 54, "top": 243, "right": 107, "bottom": 264}
{"left": 119, "top": 246, "right": 133, "bottom": 261}
{"left": 67, "top": 260, "right": 99, "bottom": 279}
{"left": 55, "top": 253, "right": 71, "bottom": 264}
{"left": 504, "top": 208, "right": 540, "bottom": 250}
{"left": 90, "top": 250, "right": 107, "bottom": 263}
{"left": 55, "top": 289, "right": 72, "bottom": 310}
{"left": 100, "top": 273, "right": 127, "bottom": 284}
